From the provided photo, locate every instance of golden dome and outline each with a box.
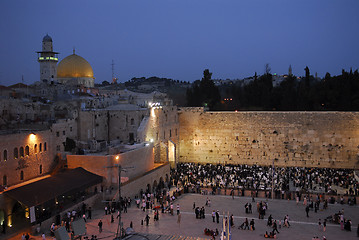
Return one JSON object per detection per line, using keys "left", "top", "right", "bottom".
{"left": 57, "top": 53, "right": 94, "bottom": 78}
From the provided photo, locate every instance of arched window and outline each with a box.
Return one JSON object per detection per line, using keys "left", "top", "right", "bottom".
{"left": 34, "top": 144, "right": 37, "bottom": 154}
{"left": 39, "top": 165, "right": 42, "bottom": 174}
{"left": 25, "top": 146, "right": 29, "bottom": 156}
{"left": 19, "top": 147, "right": 24, "bottom": 157}
{"left": 3, "top": 175, "right": 7, "bottom": 186}
{"left": 39, "top": 143, "right": 42, "bottom": 152}
{"left": 20, "top": 171, "right": 24, "bottom": 181}
{"left": 14, "top": 148, "right": 18, "bottom": 159}
{"left": 44, "top": 142, "right": 47, "bottom": 151}
{"left": 3, "top": 150, "right": 7, "bottom": 161}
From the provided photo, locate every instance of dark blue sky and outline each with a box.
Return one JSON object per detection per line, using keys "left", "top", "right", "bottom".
{"left": 0, "top": 0, "right": 358, "bottom": 86}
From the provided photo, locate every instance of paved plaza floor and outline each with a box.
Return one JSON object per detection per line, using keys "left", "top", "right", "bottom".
{"left": 7, "top": 194, "right": 359, "bottom": 240}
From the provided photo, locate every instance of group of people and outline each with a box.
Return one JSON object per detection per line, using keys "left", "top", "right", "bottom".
{"left": 171, "top": 163, "right": 359, "bottom": 199}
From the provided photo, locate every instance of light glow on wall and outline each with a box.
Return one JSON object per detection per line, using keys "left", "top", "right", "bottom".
{"left": 29, "top": 133, "right": 37, "bottom": 142}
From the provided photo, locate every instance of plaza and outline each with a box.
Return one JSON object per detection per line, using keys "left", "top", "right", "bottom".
{"left": 8, "top": 193, "right": 359, "bottom": 240}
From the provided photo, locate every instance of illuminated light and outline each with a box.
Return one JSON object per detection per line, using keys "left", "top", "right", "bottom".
{"left": 150, "top": 139, "right": 154, "bottom": 143}
{"left": 29, "top": 133, "right": 36, "bottom": 142}
{"left": 145, "top": 143, "right": 150, "bottom": 146}
{"left": 115, "top": 156, "right": 119, "bottom": 160}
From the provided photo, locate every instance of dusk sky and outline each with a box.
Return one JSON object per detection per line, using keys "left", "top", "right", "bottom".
{"left": 0, "top": 0, "right": 358, "bottom": 86}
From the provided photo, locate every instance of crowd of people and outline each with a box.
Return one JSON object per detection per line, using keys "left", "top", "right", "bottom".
{"left": 171, "top": 163, "right": 359, "bottom": 200}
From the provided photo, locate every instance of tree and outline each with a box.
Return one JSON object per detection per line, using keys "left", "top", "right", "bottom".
{"left": 102, "top": 80, "right": 110, "bottom": 86}
{"left": 185, "top": 69, "right": 221, "bottom": 109}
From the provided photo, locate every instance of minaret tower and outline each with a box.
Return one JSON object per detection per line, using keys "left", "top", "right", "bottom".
{"left": 37, "top": 34, "right": 59, "bottom": 83}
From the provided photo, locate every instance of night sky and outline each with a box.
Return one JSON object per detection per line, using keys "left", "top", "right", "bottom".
{"left": 0, "top": 0, "right": 358, "bottom": 86}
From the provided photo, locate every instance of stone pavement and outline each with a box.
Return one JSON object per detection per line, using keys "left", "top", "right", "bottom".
{"left": 7, "top": 194, "right": 359, "bottom": 240}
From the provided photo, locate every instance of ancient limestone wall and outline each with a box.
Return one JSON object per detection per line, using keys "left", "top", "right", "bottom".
{"left": 138, "top": 106, "right": 180, "bottom": 163}
{"left": 178, "top": 108, "right": 359, "bottom": 169}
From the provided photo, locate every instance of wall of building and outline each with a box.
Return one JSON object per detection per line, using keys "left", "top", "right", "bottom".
{"left": 67, "top": 143, "right": 155, "bottom": 186}
{"left": 50, "top": 119, "right": 78, "bottom": 152}
{"left": 178, "top": 108, "right": 359, "bottom": 169}
{"left": 138, "top": 106, "right": 180, "bottom": 163}
{"left": 0, "top": 130, "right": 55, "bottom": 187}
{"left": 77, "top": 108, "right": 148, "bottom": 144}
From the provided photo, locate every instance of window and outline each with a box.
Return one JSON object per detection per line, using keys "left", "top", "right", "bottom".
{"left": 14, "top": 148, "right": 18, "bottom": 159}
{"left": 170, "top": 129, "right": 172, "bottom": 138}
{"left": 39, "top": 165, "right": 43, "bottom": 174}
{"left": 130, "top": 118, "right": 134, "bottom": 125}
{"left": 20, "top": 147, "right": 24, "bottom": 157}
{"left": 163, "top": 131, "right": 166, "bottom": 139}
{"left": 3, "top": 150, "right": 7, "bottom": 161}
{"left": 25, "top": 146, "right": 29, "bottom": 156}
{"left": 3, "top": 175, "right": 7, "bottom": 186}
{"left": 39, "top": 143, "right": 42, "bottom": 152}
{"left": 70, "top": 127, "right": 73, "bottom": 132}
{"left": 56, "top": 131, "right": 59, "bottom": 137}
{"left": 56, "top": 145, "right": 61, "bottom": 151}
{"left": 20, "top": 171, "right": 24, "bottom": 181}
{"left": 34, "top": 144, "right": 38, "bottom": 154}
{"left": 63, "top": 131, "right": 65, "bottom": 135}
{"left": 44, "top": 142, "right": 47, "bottom": 151}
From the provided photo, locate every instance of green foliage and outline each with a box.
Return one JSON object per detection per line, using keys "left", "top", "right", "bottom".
{"left": 226, "top": 68, "right": 359, "bottom": 111}
{"left": 186, "top": 69, "right": 221, "bottom": 109}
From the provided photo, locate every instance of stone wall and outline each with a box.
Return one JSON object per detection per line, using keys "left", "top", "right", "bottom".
{"left": 178, "top": 108, "right": 359, "bottom": 169}
{"left": 121, "top": 163, "right": 170, "bottom": 198}
{"left": 138, "top": 106, "right": 180, "bottom": 163}
{"left": 0, "top": 130, "right": 55, "bottom": 187}
{"left": 67, "top": 143, "right": 155, "bottom": 186}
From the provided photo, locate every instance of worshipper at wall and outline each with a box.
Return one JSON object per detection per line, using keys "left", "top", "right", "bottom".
{"left": 171, "top": 163, "right": 359, "bottom": 200}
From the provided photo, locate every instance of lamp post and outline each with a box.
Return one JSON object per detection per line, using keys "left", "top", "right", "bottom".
{"left": 104, "top": 163, "right": 133, "bottom": 240}
{"left": 115, "top": 165, "right": 122, "bottom": 240}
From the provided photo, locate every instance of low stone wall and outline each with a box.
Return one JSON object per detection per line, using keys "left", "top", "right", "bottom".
{"left": 121, "top": 163, "right": 170, "bottom": 198}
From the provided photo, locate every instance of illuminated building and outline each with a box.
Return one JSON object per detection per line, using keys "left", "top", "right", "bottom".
{"left": 37, "top": 34, "right": 59, "bottom": 83}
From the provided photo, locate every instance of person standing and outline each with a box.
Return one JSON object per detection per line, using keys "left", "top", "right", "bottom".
{"left": 318, "top": 219, "right": 322, "bottom": 231}
{"left": 306, "top": 205, "right": 310, "bottom": 217}
{"left": 323, "top": 219, "right": 326, "bottom": 232}
{"left": 145, "top": 214, "right": 150, "bottom": 226}
{"left": 216, "top": 210, "right": 220, "bottom": 223}
{"left": 41, "top": 233, "right": 46, "bottom": 240}
{"left": 340, "top": 214, "right": 344, "bottom": 230}
{"left": 244, "top": 218, "right": 250, "bottom": 230}
{"left": 250, "top": 219, "right": 255, "bottom": 231}
{"left": 88, "top": 207, "right": 92, "bottom": 219}
{"left": 98, "top": 220, "right": 103, "bottom": 233}
{"left": 212, "top": 210, "right": 216, "bottom": 223}
{"left": 177, "top": 204, "right": 180, "bottom": 215}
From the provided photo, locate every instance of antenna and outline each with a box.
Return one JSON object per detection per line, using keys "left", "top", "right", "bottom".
{"left": 111, "top": 60, "right": 118, "bottom": 84}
